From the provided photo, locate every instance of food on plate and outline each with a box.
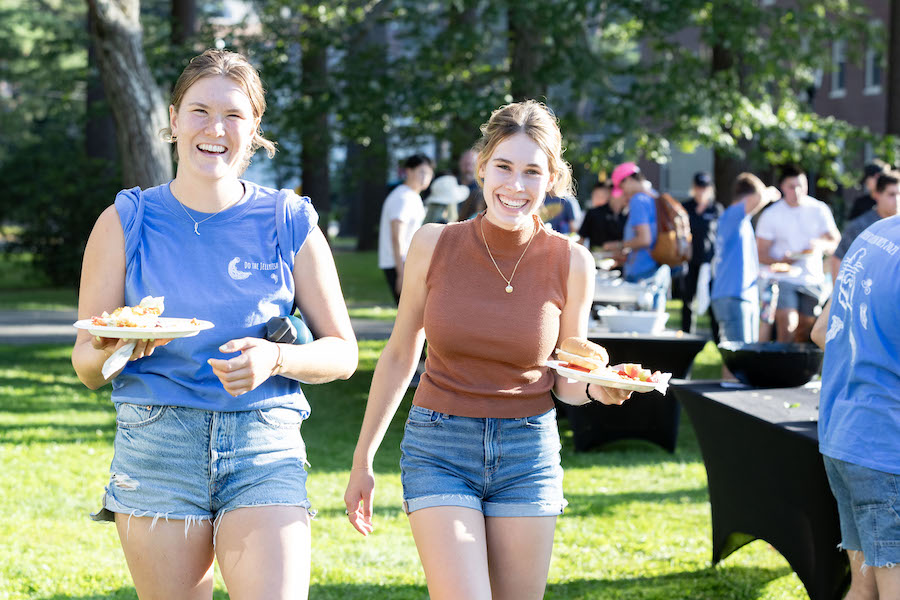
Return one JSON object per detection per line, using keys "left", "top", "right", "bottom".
{"left": 770, "top": 262, "right": 792, "bottom": 273}
{"left": 614, "top": 363, "right": 662, "bottom": 383}
{"left": 91, "top": 296, "right": 168, "bottom": 328}
{"left": 556, "top": 337, "right": 609, "bottom": 372}
{"left": 554, "top": 337, "right": 664, "bottom": 383}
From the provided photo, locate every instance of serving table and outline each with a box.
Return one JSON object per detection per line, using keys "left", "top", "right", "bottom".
{"left": 670, "top": 381, "right": 849, "bottom": 600}
{"left": 561, "top": 329, "right": 707, "bottom": 452}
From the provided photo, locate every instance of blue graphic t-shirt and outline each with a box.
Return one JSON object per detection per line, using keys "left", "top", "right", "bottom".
{"left": 623, "top": 192, "right": 658, "bottom": 281}
{"left": 819, "top": 215, "right": 900, "bottom": 474}
{"left": 711, "top": 200, "right": 759, "bottom": 304}
{"left": 112, "top": 181, "right": 318, "bottom": 414}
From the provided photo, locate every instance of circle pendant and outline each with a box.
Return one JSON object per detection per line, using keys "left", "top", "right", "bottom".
{"left": 505, "top": 285, "right": 513, "bottom": 293}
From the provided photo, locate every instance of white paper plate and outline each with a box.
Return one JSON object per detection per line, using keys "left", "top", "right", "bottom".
{"left": 547, "top": 360, "right": 668, "bottom": 393}
{"left": 74, "top": 317, "right": 214, "bottom": 339}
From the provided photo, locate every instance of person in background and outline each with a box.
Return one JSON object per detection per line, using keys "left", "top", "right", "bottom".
{"left": 378, "top": 153, "right": 434, "bottom": 304}
{"left": 423, "top": 172, "right": 469, "bottom": 225}
{"left": 541, "top": 193, "right": 580, "bottom": 235}
{"left": 603, "top": 162, "right": 669, "bottom": 311}
{"left": 343, "top": 100, "right": 631, "bottom": 600}
{"left": 847, "top": 160, "right": 888, "bottom": 221}
{"left": 680, "top": 171, "right": 722, "bottom": 334}
{"left": 755, "top": 165, "right": 840, "bottom": 343}
{"left": 828, "top": 171, "right": 900, "bottom": 282}
{"left": 811, "top": 216, "right": 900, "bottom": 600}
{"left": 578, "top": 178, "right": 627, "bottom": 251}
{"left": 457, "top": 149, "right": 487, "bottom": 220}
{"left": 710, "top": 173, "right": 777, "bottom": 343}
{"left": 71, "top": 49, "right": 358, "bottom": 600}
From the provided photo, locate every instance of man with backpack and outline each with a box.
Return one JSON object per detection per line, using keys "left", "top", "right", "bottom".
{"left": 603, "top": 162, "right": 674, "bottom": 311}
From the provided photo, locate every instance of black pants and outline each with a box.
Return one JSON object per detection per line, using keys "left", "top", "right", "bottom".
{"left": 383, "top": 268, "right": 401, "bottom": 305}
{"left": 680, "top": 263, "right": 720, "bottom": 342}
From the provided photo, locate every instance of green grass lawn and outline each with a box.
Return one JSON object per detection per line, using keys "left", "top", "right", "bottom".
{"left": 0, "top": 341, "right": 813, "bottom": 600}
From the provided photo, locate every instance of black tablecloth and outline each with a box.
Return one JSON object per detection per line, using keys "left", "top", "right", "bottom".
{"left": 671, "top": 381, "right": 849, "bottom": 600}
{"left": 563, "top": 331, "right": 707, "bottom": 452}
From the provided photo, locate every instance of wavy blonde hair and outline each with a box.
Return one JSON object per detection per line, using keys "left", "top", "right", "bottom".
{"left": 161, "top": 49, "right": 276, "bottom": 171}
{"left": 473, "top": 100, "right": 574, "bottom": 199}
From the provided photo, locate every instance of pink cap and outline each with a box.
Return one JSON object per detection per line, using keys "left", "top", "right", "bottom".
{"left": 611, "top": 162, "right": 640, "bottom": 198}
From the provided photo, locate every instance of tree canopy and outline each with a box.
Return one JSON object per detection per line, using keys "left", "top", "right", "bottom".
{"left": 0, "top": 0, "right": 895, "bottom": 282}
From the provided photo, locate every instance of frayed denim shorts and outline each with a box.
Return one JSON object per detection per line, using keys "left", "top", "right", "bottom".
{"left": 400, "top": 405, "right": 567, "bottom": 517}
{"left": 823, "top": 456, "right": 900, "bottom": 568}
{"left": 92, "top": 403, "right": 313, "bottom": 529}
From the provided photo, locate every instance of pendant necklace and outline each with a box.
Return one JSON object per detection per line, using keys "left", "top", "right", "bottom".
{"left": 175, "top": 192, "right": 242, "bottom": 236}
{"left": 480, "top": 216, "right": 538, "bottom": 294}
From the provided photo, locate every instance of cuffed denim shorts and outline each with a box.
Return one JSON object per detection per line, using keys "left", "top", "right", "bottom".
{"left": 823, "top": 456, "right": 900, "bottom": 568}
{"left": 400, "top": 405, "right": 567, "bottom": 517}
{"left": 92, "top": 403, "right": 313, "bottom": 528}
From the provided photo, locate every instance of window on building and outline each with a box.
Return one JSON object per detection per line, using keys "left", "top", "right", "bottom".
{"left": 830, "top": 40, "right": 847, "bottom": 98}
{"left": 865, "top": 21, "right": 884, "bottom": 95}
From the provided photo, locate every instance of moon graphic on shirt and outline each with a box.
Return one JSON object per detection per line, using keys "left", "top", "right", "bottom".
{"left": 228, "top": 257, "right": 251, "bottom": 280}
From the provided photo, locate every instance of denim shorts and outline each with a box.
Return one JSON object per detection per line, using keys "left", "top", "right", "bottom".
{"left": 776, "top": 282, "right": 822, "bottom": 316}
{"left": 400, "top": 405, "right": 567, "bottom": 517}
{"left": 823, "top": 456, "right": 900, "bottom": 568}
{"left": 92, "top": 403, "right": 313, "bottom": 529}
{"left": 711, "top": 296, "right": 759, "bottom": 343}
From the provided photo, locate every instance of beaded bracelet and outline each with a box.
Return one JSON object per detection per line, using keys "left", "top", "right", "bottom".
{"left": 585, "top": 383, "right": 600, "bottom": 402}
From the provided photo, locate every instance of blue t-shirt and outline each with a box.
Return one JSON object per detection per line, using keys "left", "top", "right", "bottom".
{"left": 544, "top": 196, "right": 577, "bottom": 234}
{"left": 819, "top": 215, "right": 900, "bottom": 474}
{"left": 710, "top": 200, "right": 759, "bottom": 304}
{"left": 112, "top": 181, "right": 318, "bottom": 414}
{"left": 623, "top": 192, "right": 658, "bottom": 280}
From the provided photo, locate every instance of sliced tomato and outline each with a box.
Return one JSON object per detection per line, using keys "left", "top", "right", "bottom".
{"left": 562, "top": 362, "right": 592, "bottom": 373}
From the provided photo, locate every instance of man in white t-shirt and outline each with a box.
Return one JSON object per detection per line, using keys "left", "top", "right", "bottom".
{"left": 756, "top": 166, "right": 840, "bottom": 343}
{"left": 378, "top": 153, "right": 434, "bottom": 303}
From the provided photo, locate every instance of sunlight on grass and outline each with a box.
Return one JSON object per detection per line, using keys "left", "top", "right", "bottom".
{"left": 0, "top": 339, "right": 812, "bottom": 600}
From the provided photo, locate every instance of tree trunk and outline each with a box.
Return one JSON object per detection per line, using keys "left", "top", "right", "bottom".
{"left": 346, "top": 6, "right": 389, "bottom": 251}
{"left": 711, "top": 41, "right": 748, "bottom": 204}
{"left": 447, "top": 2, "right": 481, "bottom": 160}
{"left": 171, "top": 0, "right": 197, "bottom": 45}
{"left": 87, "top": 0, "right": 173, "bottom": 188}
{"left": 887, "top": 0, "right": 900, "bottom": 134}
{"left": 85, "top": 9, "right": 118, "bottom": 165}
{"left": 300, "top": 33, "right": 331, "bottom": 225}
{"left": 508, "top": 3, "right": 544, "bottom": 102}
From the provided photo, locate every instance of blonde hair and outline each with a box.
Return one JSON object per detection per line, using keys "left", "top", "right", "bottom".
{"left": 473, "top": 100, "right": 574, "bottom": 198}
{"left": 161, "top": 49, "right": 276, "bottom": 169}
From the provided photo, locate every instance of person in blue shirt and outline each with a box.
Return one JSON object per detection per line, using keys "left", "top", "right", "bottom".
{"left": 603, "top": 162, "right": 669, "bottom": 310}
{"left": 811, "top": 215, "right": 900, "bottom": 600}
{"left": 710, "top": 173, "right": 777, "bottom": 342}
{"left": 72, "top": 49, "right": 358, "bottom": 599}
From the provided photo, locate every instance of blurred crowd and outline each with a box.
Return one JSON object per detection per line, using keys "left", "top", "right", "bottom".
{"left": 379, "top": 151, "right": 900, "bottom": 347}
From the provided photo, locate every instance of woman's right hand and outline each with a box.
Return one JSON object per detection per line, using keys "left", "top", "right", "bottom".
{"left": 344, "top": 467, "right": 376, "bottom": 536}
{"left": 91, "top": 336, "right": 172, "bottom": 361}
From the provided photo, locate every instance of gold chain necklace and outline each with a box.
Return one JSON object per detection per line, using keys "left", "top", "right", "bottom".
{"left": 480, "top": 216, "right": 538, "bottom": 294}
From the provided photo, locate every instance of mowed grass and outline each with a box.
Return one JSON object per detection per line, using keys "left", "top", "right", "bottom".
{"left": 0, "top": 340, "right": 814, "bottom": 599}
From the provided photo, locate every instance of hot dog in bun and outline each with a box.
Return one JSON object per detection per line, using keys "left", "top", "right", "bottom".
{"left": 556, "top": 337, "right": 609, "bottom": 372}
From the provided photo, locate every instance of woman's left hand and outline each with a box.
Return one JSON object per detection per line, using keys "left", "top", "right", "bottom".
{"left": 208, "top": 338, "right": 281, "bottom": 397}
{"left": 588, "top": 383, "right": 632, "bottom": 405}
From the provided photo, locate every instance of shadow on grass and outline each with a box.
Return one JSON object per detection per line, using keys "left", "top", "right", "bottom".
{"left": 0, "top": 421, "right": 114, "bottom": 444}
{"left": 563, "top": 486, "right": 709, "bottom": 518}
{"left": 35, "top": 564, "right": 793, "bottom": 600}
{"left": 544, "top": 564, "right": 794, "bottom": 599}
